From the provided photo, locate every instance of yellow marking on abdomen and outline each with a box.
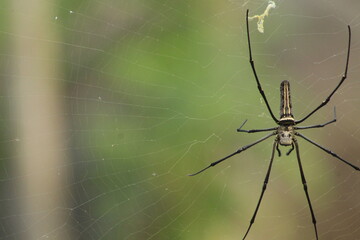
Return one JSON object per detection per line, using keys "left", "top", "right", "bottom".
{"left": 280, "top": 80, "right": 293, "bottom": 119}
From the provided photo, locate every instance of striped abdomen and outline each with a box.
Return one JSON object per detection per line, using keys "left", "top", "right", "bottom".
{"left": 280, "top": 80, "right": 294, "bottom": 121}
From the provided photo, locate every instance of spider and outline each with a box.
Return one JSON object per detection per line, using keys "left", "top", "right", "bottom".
{"left": 189, "top": 9, "right": 359, "bottom": 240}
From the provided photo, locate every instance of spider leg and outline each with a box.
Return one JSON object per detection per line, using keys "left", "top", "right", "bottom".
{"left": 237, "top": 119, "right": 278, "bottom": 133}
{"left": 295, "top": 132, "right": 360, "bottom": 171}
{"left": 295, "top": 107, "right": 337, "bottom": 130}
{"left": 294, "top": 139, "right": 319, "bottom": 240}
{"left": 188, "top": 132, "right": 276, "bottom": 176}
{"left": 246, "top": 10, "right": 279, "bottom": 124}
{"left": 242, "top": 141, "right": 277, "bottom": 240}
{"left": 296, "top": 26, "right": 351, "bottom": 125}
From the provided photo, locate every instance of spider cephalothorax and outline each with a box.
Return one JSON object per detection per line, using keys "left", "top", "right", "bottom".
{"left": 189, "top": 9, "right": 359, "bottom": 240}
{"left": 277, "top": 125, "right": 294, "bottom": 146}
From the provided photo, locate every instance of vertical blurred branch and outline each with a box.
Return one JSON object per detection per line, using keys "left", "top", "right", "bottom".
{"left": 10, "top": 0, "right": 71, "bottom": 239}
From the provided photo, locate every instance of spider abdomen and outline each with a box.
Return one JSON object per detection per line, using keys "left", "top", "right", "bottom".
{"left": 280, "top": 80, "right": 294, "bottom": 120}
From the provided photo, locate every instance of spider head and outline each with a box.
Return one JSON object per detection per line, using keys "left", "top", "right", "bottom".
{"left": 278, "top": 126, "right": 294, "bottom": 146}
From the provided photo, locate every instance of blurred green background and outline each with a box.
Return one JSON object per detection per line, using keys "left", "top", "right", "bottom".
{"left": 0, "top": 0, "right": 359, "bottom": 239}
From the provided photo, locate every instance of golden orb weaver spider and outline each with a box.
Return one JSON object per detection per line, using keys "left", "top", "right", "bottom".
{"left": 189, "top": 9, "right": 359, "bottom": 240}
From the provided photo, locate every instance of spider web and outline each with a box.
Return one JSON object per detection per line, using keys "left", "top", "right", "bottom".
{"left": 1, "top": 0, "right": 360, "bottom": 239}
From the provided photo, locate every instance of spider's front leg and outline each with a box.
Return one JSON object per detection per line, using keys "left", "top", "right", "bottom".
{"left": 188, "top": 132, "right": 276, "bottom": 176}
{"left": 296, "top": 132, "right": 360, "bottom": 171}
{"left": 242, "top": 141, "right": 277, "bottom": 240}
{"left": 294, "top": 139, "right": 319, "bottom": 240}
